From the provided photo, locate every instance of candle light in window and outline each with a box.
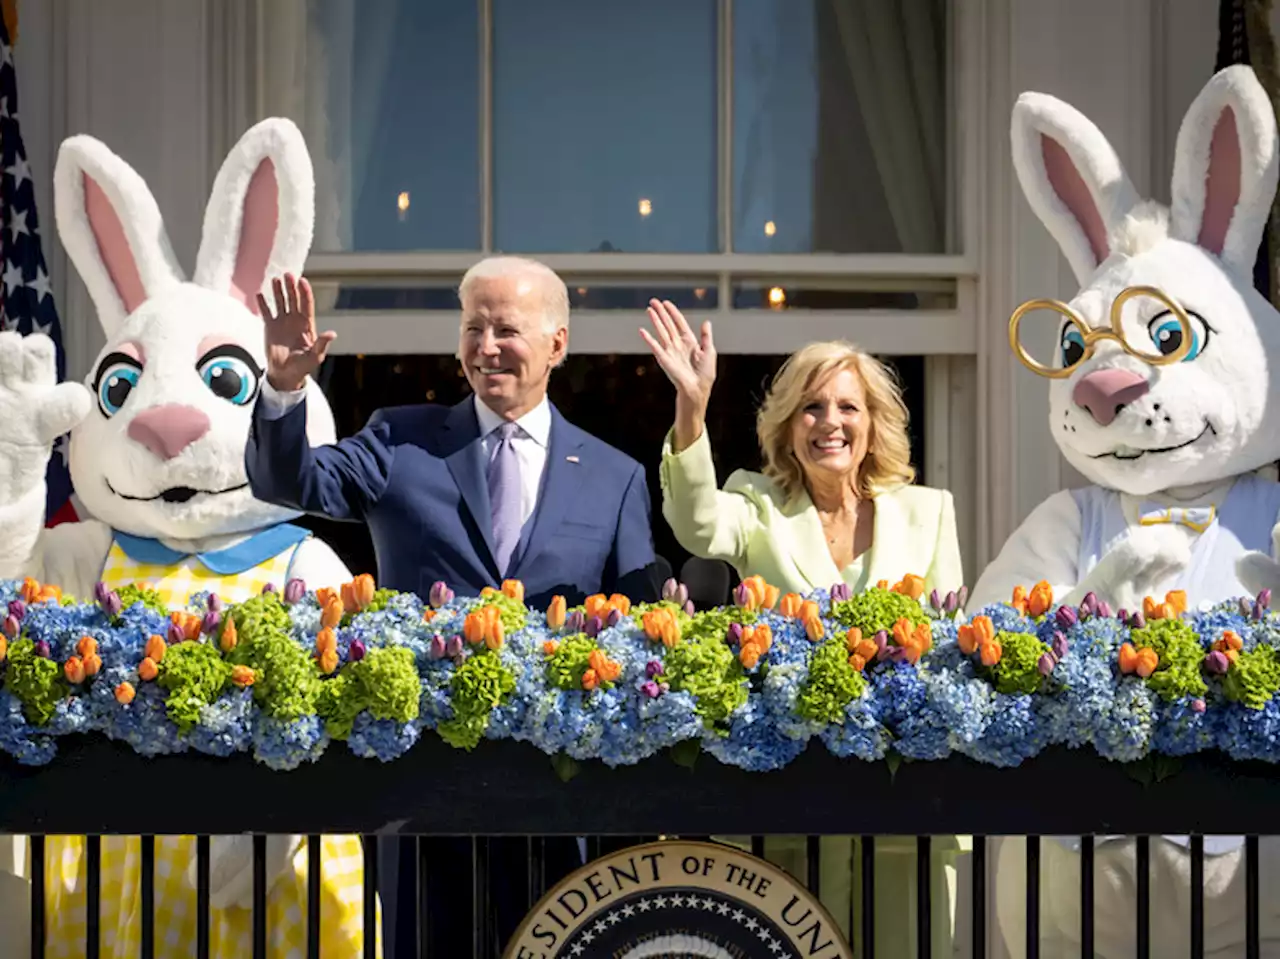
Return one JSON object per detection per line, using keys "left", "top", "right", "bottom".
{"left": 768, "top": 286, "right": 786, "bottom": 309}
{"left": 638, "top": 198, "right": 652, "bottom": 217}
{"left": 397, "top": 191, "right": 410, "bottom": 222}
{"left": 693, "top": 288, "right": 707, "bottom": 300}
{"left": 764, "top": 220, "right": 777, "bottom": 237}
{"left": 577, "top": 287, "right": 588, "bottom": 297}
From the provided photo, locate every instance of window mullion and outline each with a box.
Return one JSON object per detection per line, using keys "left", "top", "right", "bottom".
{"left": 479, "top": 0, "right": 494, "bottom": 253}
{"left": 718, "top": 0, "right": 733, "bottom": 255}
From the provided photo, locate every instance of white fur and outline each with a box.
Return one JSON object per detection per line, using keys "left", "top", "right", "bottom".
{"left": 0, "top": 119, "right": 352, "bottom": 938}
{"left": 977, "top": 65, "right": 1280, "bottom": 959}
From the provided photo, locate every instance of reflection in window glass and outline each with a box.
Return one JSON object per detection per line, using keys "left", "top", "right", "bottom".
{"left": 308, "top": 0, "right": 480, "bottom": 252}
{"left": 492, "top": 0, "right": 718, "bottom": 253}
{"left": 732, "top": 0, "right": 948, "bottom": 254}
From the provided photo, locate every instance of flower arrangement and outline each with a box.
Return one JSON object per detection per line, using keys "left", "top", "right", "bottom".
{"left": 4, "top": 570, "right": 1280, "bottom": 775}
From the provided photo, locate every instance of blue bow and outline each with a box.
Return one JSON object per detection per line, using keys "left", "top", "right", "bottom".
{"left": 1138, "top": 502, "right": 1216, "bottom": 534}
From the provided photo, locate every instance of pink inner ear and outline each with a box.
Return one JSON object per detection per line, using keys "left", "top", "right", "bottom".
{"left": 229, "top": 158, "right": 279, "bottom": 315}
{"left": 1042, "top": 135, "right": 1110, "bottom": 267}
{"left": 1198, "top": 108, "right": 1241, "bottom": 256}
{"left": 83, "top": 173, "right": 148, "bottom": 315}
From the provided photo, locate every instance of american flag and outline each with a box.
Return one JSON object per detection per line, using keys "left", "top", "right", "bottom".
{"left": 0, "top": 14, "right": 76, "bottom": 526}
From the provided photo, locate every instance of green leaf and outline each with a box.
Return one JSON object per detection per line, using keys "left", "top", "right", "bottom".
{"left": 1153, "top": 755, "right": 1182, "bottom": 783}
{"left": 1125, "top": 756, "right": 1154, "bottom": 786}
{"left": 551, "top": 753, "right": 580, "bottom": 783}
{"left": 670, "top": 739, "right": 702, "bottom": 770}
{"left": 886, "top": 750, "right": 903, "bottom": 783}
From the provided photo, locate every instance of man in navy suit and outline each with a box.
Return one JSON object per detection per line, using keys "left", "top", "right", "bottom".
{"left": 245, "top": 256, "right": 659, "bottom": 955}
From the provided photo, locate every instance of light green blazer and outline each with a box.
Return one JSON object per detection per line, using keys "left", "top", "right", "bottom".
{"left": 659, "top": 431, "right": 964, "bottom": 597}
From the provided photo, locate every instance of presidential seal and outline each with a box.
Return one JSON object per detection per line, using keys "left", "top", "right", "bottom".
{"left": 504, "top": 840, "right": 852, "bottom": 959}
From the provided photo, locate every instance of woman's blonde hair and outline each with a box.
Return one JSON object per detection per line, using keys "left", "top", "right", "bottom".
{"left": 756, "top": 341, "right": 915, "bottom": 502}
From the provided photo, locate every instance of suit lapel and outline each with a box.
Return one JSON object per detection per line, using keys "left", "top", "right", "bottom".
{"left": 441, "top": 399, "right": 498, "bottom": 572}
{"left": 789, "top": 493, "right": 841, "bottom": 592}
{"left": 512, "top": 407, "right": 586, "bottom": 578}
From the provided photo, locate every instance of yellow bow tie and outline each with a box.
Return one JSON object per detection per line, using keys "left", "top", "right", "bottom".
{"left": 1138, "top": 502, "right": 1216, "bottom": 533}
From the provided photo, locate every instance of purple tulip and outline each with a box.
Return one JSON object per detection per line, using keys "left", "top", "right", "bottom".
{"left": 1205, "top": 650, "right": 1230, "bottom": 675}
{"left": 645, "top": 659, "right": 664, "bottom": 679}
{"left": 675, "top": 585, "right": 690, "bottom": 607}
{"left": 957, "top": 586, "right": 969, "bottom": 609}
{"left": 1191, "top": 698, "right": 1207, "bottom": 713}
{"left": 1240, "top": 597, "right": 1254, "bottom": 617}
{"left": 33, "top": 640, "right": 49, "bottom": 658}
{"left": 349, "top": 639, "right": 367, "bottom": 662}
{"left": 1117, "top": 607, "right": 1129, "bottom": 623}
{"left": 943, "top": 591, "right": 958, "bottom": 614}
{"left": 929, "top": 589, "right": 942, "bottom": 612}
{"left": 93, "top": 582, "right": 110, "bottom": 606}
{"left": 445, "top": 636, "right": 464, "bottom": 658}
{"left": 103, "top": 591, "right": 122, "bottom": 619}
{"left": 429, "top": 581, "right": 454, "bottom": 609}
{"left": 831, "top": 583, "right": 852, "bottom": 603}
{"left": 684, "top": 600, "right": 696, "bottom": 617}
{"left": 726, "top": 623, "right": 744, "bottom": 646}
{"left": 6, "top": 599, "right": 24, "bottom": 622}
{"left": 284, "top": 578, "right": 307, "bottom": 605}
{"left": 430, "top": 635, "right": 447, "bottom": 660}
{"left": 873, "top": 630, "right": 890, "bottom": 661}
{"left": 888, "top": 647, "right": 910, "bottom": 664}
{"left": 585, "top": 615, "right": 603, "bottom": 638}
{"left": 1260, "top": 589, "right": 1273, "bottom": 611}
{"left": 1, "top": 615, "right": 18, "bottom": 639}
{"left": 207, "top": 593, "right": 224, "bottom": 614}
{"left": 1052, "top": 632, "right": 1069, "bottom": 659}
{"left": 1130, "top": 611, "right": 1146, "bottom": 630}
{"left": 606, "top": 608, "right": 622, "bottom": 628}
{"left": 1254, "top": 602, "right": 1265, "bottom": 622}
{"left": 261, "top": 583, "right": 277, "bottom": 595}
{"left": 452, "top": 651, "right": 469, "bottom": 667}
{"left": 167, "top": 623, "right": 185, "bottom": 644}
{"left": 662, "top": 578, "right": 679, "bottom": 602}
{"left": 733, "top": 583, "right": 752, "bottom": 608}
{"left": 1055, "top": 606, "right": 1078, "bottom": 630}
{"left": 566, "top": 610, "right": 586, "bottom": 633}
{"left": 1097, "top": 601, "right": 1112, "bottom": 619}
{"left": 1037, "top": 652, "right": 1056, "bottom": 676}
{"left": 641, "top": 680, "right": 662, "bottom": 699}
{"left": 1081, "top": 591, "right": 1099, "bottom": 616}
{"left": 201, "top": 609, "right": 221, "bottom": 635}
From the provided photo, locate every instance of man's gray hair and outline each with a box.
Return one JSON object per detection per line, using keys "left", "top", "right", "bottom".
{"left": 458, "top": 256, "right": 570, "bottom": 334}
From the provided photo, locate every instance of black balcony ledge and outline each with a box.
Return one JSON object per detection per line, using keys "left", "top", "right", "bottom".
{"left": 2, "top": 737, "right": 1278, "bottom": 837}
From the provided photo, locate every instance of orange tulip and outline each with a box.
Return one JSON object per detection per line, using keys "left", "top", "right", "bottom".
{"left": 1226, "top": 648, "right": 1241, "bottom": 664}
{"left": 1142, "top": 596, "right": 1160, "bottom": 621}
{"left": 901, "top": 641, "right": 923, "bottom": 665}
{"left": 1136, "top": 647, "right": 1159, "bottom": 678}
{"left": 895, "top": 574, "right": 925, "bottom": 601}
{"left": 599, "top": 660, "right": 622, "bottom": 683}
{"left": 854, "top": 638, "right": 878, "bottom": 662}
{"left": 77, "top": 636, "right": 97, "bottom": 659}
{"left": 542, "top": 640, "right": 560, "bottom": 656}
{"left": 480, "top": 586, "right": 498, "bottom": 598}
{"left": 170, "top": 612, "right": 201, "bottom": 642}
{"left": 316, "top": 587, "right": 338, "bottom": 609}
{"left": 641, "top": 610, "right": 663, "bottom": 641}
{"left": 502, "top": 580, "right": 526, "bottom": 603}
{"left": 351, "top": 573, "right": 376, "bottom": 610}
{"left": 1165, "top": 590, "right": 1187, "bottom": 615}
{"left": 588, "top": 649, "right": 608, "bottom": 675}
{"left": 1118, "top": 643, "right": 1140, "bottom": 674}
{"left": 485, "top": 617, "right": 505, "bottom": 650}
{"left": 20, "top": 578, "right": 39, "bottom": 603}
{"left": 546, "top": 596, "right": 567, "bottom": 631}
{"left": 64, "top": 656, "right": 85, "bottom": 684}
{"left": 422, "top": 608, "right": 436, "bottom": 624}
{"left": 876, "top": 580, "right": 890, "bottom": 591}
{"left": 0, "top": 635, "right": 7, "bottom": 663}
{"left": 114, "top": 682, "right": 136, "bottom": 705}
{"left": 1028, "top": 581, "right": 1054, "bottom": 618}
{"left": 584, "top": 595, "right": 609, "bottom": 619}
{"left": 138, "top": 657, "right": 159, "bottom": 682}
{"left": 82, "top": 653, "right": 102, "bottom": 678}
{"left": 1219, "top": 630, "right": 1244, "bottom": 652}
{"left": 762, "top": 584, "right": 780, "bottom": 610}
{"left": 463, "top": 611, "right": 486, "bottom": 645}
{"left": 779, "top": 593, "right": 803, "bottom": 619}
{"left": 804, "top": 616, "right": 825, "bottom": 642}
{"left": 960, "top": 615, "right": 994, "bottom": 655}
{"left": 219, "top": 617, "right": 238, "bottom": 653}
{"left": 849, "top": 653, "right": 867, "bottom": 672}
{"left": 340, "top": 582, "right": 358, "bottom": 613}
{"left": 318, "top": 649, "right": 339, "bottom": 675}
{"left": 581, "top": 669, "right": 599, "bottom": 691}
{"left": 321, "top": 599, "right": 344, "bottom": 630}
{"left": 316, "top": 628, "right": 337, "bottom": 655}
{"left": 799, "top": 600, "right": 820, "bottom": 625}
{"left": 958, "top": 623, "right": 980, "bottom": 655}
{"left": 37, "top": 585, "right": 61, "bottom": 604}
{"left": 608, "top": 594, "right": 632, "bottom": 616}
{"left": 659, "top": 619, "right": 681, "bottom": 648}
{"left": 979, "top": 640, "right": 1002, "bottom": 667}
{"left": 739, "top": 645, "right": 761, "bottom": 669}
{"left": 145, "top": 634, "right": 167, "bottom": 663}
{"left": 1010, "top": 585, "right": 1028, "bottom": 614}
{"left": 752, "top": 624, "right": 773, "bottom": 654}
{"left": 845, "top": 627, "right": 864, "bottom": 652}
{"left": 892, "top": 618, "right": 913, "bottom": 649}
{"left": 232, "top": 665, "right": 256, "bottom": 687}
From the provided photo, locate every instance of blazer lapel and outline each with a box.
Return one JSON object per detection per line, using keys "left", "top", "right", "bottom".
{"left": 788, "top": 493, "right": 842, "bottom": 592}
{"left": 512, "top": 407, "right": 586, "bottom": 578}
{"left": 441, "top": 399, "right": 498, "bottom": 571}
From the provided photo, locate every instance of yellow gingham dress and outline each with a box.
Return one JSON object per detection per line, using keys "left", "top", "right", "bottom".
{"left": 41, "top": 527, "right": 381, "bottom": 958}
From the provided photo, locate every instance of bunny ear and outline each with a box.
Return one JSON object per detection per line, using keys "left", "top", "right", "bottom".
{"left": 193, "top": 118, "right": 315, "bottom": 316}
{"left": 53, "top": 135, "right": 185, "bottom": 336}
{"left": 1169, "top": 65, "right": 1279, "bottom": 277}
{"left": 1010, "top": 92, "right": 1141, "bottom": 285}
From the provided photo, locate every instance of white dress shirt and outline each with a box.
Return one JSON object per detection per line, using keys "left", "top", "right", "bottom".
{"left": 258, "top": 380, "right": 550, "bottom": 527}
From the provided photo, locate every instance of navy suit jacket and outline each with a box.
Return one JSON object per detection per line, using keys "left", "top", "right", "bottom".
{"left": 245, "top": 396, "right": 660, "bottom": 608}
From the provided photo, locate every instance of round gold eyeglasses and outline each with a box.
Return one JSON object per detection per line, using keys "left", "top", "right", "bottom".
{"left": 1008, "top": 285, "right": 1195, "bottom": 378}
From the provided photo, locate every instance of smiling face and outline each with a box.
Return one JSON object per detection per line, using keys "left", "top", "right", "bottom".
{"left": 69, "top": 284, "right": 336, "bottom": 540}
{"left": 788, "top": 367, "right": 873, "bottom": 490}
{"left": 1049, "top": 239, "right": 1280, "bottom": 495}
{"left": 458, "top": 274, "right": 567, "bottom": 419}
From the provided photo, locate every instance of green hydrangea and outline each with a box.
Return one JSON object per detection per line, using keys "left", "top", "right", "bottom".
{"left": 982, "top": 631, "right": 1049, "bottom": 695}
{"left": 317, "top": 647, "right": 421, "bottom": 740}
{"left": 361, "top": 588, "right": 400, "bottom": 616}
{"left": 224, "top": 594, "right": 321, "bottom": 720}
{"left": 437, "top": 649, "right": 516, "bottom": 750}
{"left": 1132, "top": 619, "right": 1207, "bottom": 702}
{"left": 831, "top": 588, "right": 927, "bottom": 637}
{"left": 683, "top": 606, "right": 758, "bottom": 646}
{"left": 158, "top": 642, "right": 232, "bottom": 732}
{"left": 664, "top": 638, "right": 748, "bottom": 726}
{"left": 545, "top": 634, "right": 603, "bottom": 690}
{"left": 4, "top": 638, "right": 66, "bottom": 725}
{"left": 629, "top": 600, "right": 693, "bottom": 630}
{"left": 114, "top": 584, "right": 168, "bottom": 618}
{"left": 1224, "top": 645, "right": 1280, "bottom": 710}
{"left": 796, "top": 638, "right": 865, "bottom": 724}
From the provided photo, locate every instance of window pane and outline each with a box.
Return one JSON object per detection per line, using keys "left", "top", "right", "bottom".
{"left": 307, "top": 0, "right": 479, "bottom": 252}
{"left": 732, "top": 0, "right": 949, "bottom": 254}
{"left": 492, "top": 0, "right": 718, "bottom": 253}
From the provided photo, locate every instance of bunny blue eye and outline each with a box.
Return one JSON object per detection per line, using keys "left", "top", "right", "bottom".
{"left": 1059, "top": 326, "right": 1087, "bottom": 368}
{"left": 92, "top": 354, "right": 143, "bottom": 418}
{"left": 197, "top": 346, "right": 262, "bottom": 406}
{"left": 1147, "top": 310, "right": 1210, "bottom": 362}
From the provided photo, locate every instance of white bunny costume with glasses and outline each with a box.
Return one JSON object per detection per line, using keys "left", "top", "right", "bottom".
{"left": 974, "top": 66, "right": 1280, "bottom": 957}
{"left": 0, "top": 119, "right": 379, "bottom": 957}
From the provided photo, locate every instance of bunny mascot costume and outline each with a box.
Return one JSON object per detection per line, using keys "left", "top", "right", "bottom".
{"left": 0, "top": 119, "right": 380, "bottom": 956}
{"left": 973, "top": 66, "right": 1280, "bottom": 956}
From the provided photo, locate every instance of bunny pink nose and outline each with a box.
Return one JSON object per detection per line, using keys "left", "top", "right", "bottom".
{"left": 1072, "top": 368, "right": 1150, "bottom": 426}
{"left": 127, "top": 404, "right": 211, "bottom": 460}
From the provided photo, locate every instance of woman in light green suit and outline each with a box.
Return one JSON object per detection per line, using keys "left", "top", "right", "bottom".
{"left": 641, "top": 298, "right": 968, "bottom": 956}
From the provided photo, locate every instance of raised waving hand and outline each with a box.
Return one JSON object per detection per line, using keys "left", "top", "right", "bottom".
{"left": 258, "top": 273, "right": 337, "bottom": 393}
{"left": 640, "top": 299, "right": 718, "bottom": 453}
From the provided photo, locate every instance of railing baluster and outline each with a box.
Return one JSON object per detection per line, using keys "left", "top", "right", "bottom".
{"left": 363, "top": 835, "right": 378, "bottom": 959}
{"left": 140, "top": 836, "right": 155, "bottom": 959}
{"left": 860, "top": 835, "right": 875, "bottom": 959}
{"left": 917, "top": 836, "right": 931, "bottom": 958}
{"left": 1135, "top": 836, "right": 1149, "bottom": 959}
{"left": 196, "top": 836, "right": 210, "bottom": 959}
{"left": 471, "top": 837, "right": 488, "bottom": 959}
{"left": 84, "top": 835, "right": 100, "bottom": 959}
{"left": 1247, "top": 835, "right": 1260, "bottom": 959}
{"left": 971, "top": 836, "right": 985, "bottom": 959}
{"left": 806, "top": 835, "right": 820, "bottom": 893}
{"left": 307, "top": 835, "right": 322, "bottom": 959}
{"left": 252, "top": 834, "right": 267, "bottom": 958}
{"left": 750, "top": 835, "right": 765, "bottom": 859}
{"left": 1190, "top": 835, "right": 1204, "bottom": 959}
{"left": 1080, "top": 835, "right": 1093, "bottom": 959}
{"left": 1025, "top": 836, "right": 1039, "bottom": 959}
{"left": 416, "top": 837, "right": 430, "bottom": 959}
{"left": 30, "top": 835, "right": 44, "bottom": 959}
{"left": 526, "top": 836, "right": 545, "bottom": 908}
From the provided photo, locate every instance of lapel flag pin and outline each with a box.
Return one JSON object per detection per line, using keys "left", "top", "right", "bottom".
{"left": 566, "top": 455, "right": 580, "bottom": 464}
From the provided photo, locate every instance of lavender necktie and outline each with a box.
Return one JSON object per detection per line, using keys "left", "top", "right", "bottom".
{"left": 487, "top": 422, "right": 523, "bottom": 576}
